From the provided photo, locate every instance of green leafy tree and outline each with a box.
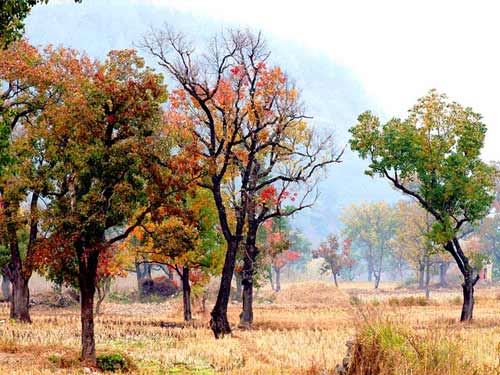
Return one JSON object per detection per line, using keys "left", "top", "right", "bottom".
{"left": 349, "top": 90, "right": 496, "bottom": 320}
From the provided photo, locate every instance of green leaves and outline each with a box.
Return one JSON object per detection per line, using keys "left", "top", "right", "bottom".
{"left": 349, "top": 90, "right": 496, "bottom": 243}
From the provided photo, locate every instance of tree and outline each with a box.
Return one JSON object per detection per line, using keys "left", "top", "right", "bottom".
{"left": 312, "top": 234, "right": 354, "bottom": 287}
{"left": 125, "top": 189, "right": 223, "bottom": 322}
{"left": 0, "top": 1, "right": 82, "bottom": 47}
{"left": 0, "top": 41, "right": 80, "bottom": 322}
{"left": 341, "top": 201, "right": 398, "bottom": 288}
{"left": 142, "top": 28, "right": 338, "bottom": 336}
{"left": 259, "top": 217, "right": 300, "bottom": 293}
{"left": 475, "top": 161, "right": 499, "bottom": 279}
{"left": 349, "top": 90, "right": 496, "bottom": 321}
{"left": 29, "top": 48, "right": 191, "bottom": 363}
{"left": 392, "top": 200, "right": 443, "bottom": 298}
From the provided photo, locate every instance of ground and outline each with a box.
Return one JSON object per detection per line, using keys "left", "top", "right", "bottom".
{"left": 0, "top": 281, "right": 499, "bottom": 374}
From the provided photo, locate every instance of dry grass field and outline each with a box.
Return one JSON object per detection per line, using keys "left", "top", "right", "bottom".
{"left": 0, "top": 281, "right": 498, "bottom": 374}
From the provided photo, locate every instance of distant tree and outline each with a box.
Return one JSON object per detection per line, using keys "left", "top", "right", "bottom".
{"left": 349, "top": 90, "right": 496, "bottom": 321}
{"left": 0, "top": 1, "right": 82, "bottom": 47}
{"left": 392, "top": 200, "right": 443, "bottom": 298}
{"left": 124, "top": 189, "right": 224, "bottom": 321}
{"left": 260, "top": 217, "right": 299, "bottom": 293}
{"left": 312, "top": 234, "right": 354, "bottom": 287}
{"left": 341, "top": 201, "right": 398, "bottom": 289}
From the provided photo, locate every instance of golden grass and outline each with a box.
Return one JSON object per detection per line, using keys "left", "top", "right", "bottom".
{"left": 0, "top": 281, "right": 497, "bottom": 374}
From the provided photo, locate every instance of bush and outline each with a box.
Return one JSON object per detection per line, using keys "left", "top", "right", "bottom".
{"left": 140, "top": 276, "right": 178, "bottom": 299}
{"left": 338, "top": 312, "right": 488, "bottom": 375}
{"left": 387, "top": 296, "right": 430, "bottom": 307}
{"left": 97, "top": 353, "right": 130, "bottom": 372}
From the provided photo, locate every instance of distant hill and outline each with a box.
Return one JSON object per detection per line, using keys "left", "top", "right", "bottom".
{"left": 26, "top": 0, "right": 399, "bottom": 245}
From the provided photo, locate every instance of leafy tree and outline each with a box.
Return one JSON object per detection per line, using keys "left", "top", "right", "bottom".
{"left": 392, "top": 200, "right": 445, "bottom": 297}
{"left": 0, "top": 41, "right": 79, "bottom": 322}
{"left": 341, "top": 201, "right": 398, "bottom": 288}
{"left": 143, "top": 29, "right": 340, "bottom": 333}
{"left": 475, "top": 161, "right": 499, "bottom": 279}
{"left": 0, "top": 1, "right": 82, "bottom": 47}
{"left": 349, "top": 90, "right": 496, "bottom": 320}
{"left": 259, "top": 217, "right": 300, "bottom": 293}
{"left": 125, "top": 189, "right": 223, "bottom": 321}
{"left": 312, "top": 234, "right": 354, "bottom": 287}
{"left": 28, "top": 48, "right": 193, "bottom": 363}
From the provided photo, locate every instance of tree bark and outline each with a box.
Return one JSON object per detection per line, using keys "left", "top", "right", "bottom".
{"left": 418, "top": 262, "right": 425, "bottom": 289}
{"left": 424, "top": 255, "right": 431, "bottom": 299}
{"left": 239, "top": 218, "right": 258, "bottom": 328}
{"left": 10, "top": 274, "right": 30, "bottom": 322}
{"left": 181, "top": 267, "right": 192, "bottom": 322}
{"left": 269, "top": 268, "right": 275, "bottom": 291}
{"left": 210, "top": 239, "right": 239, "bottom": 338}
{"left": 439, "top": 262, "right": 448, "bottom": 288}
{"left": 373, "top": 270, "right": 381, "bottom": 289}
{"left": 274, "top": 267, "right": 281, "bottom": 292}
{"left": 461, "top": 278, "right": 475, "bottom": 321}
{"left": 444, "top": 239, "right": 479, "bottom": 322}
{"left": 78, "top": 242, "right": 99, "bottom": 365}
{"left": 234, "top": 272, "right": 242, "bottom": 302}
{"left": 1, "top": 274, "right": 10, "bottom": 301}
{"left": 333, "top": 272, "right": 339, "bottom": 288}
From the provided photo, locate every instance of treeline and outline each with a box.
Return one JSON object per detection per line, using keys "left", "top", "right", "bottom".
{"left": 315, "top": 194, "right": 499, "bottom": 293}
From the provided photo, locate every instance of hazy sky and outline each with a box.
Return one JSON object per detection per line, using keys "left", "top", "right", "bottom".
{"left": 138, "top": 0, "right": 499, "bottom": 161}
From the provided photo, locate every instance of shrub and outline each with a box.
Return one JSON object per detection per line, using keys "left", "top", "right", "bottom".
{"left": 97, "top": 353, "right": 130, "bottom": 372}
{"left": 341, "top": 313, "right": 485, "bottom": 375}
{"left": 387, "top": 296, "right": 430, "bottom": 307}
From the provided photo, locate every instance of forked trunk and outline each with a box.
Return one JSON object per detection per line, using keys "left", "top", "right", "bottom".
{"left": 333, "top": 273, "right": 339, "bottom": 288}
{"left": 181, "top": 267, "right": 192, "bottom": 322}
{"left": 210, "top": 239, "right": 239, "bottom": 338}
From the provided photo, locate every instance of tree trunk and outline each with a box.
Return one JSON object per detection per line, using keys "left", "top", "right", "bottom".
{"left": 234, "top": 272, "right": 242, "bottom": 301}
{"left": 374, "top": 271, "right": 381, "bottom": 289}
{"left": 333, "top": 272, "right": 339, "bottom": 288}
{"left": 1, "top": 274, "right": 11, "bottom": 301}
{"left": 78, "top": 243, "right": 99, "bottom": 365}
{"left": 181, "top": 267, "right": 192, "bottom": 322}
{"left": 461, "top": 277, "right": 475, "bottom": 321}
{"left": 444, "top": 239, "right": 478, "bottom": 322}
{"left": 239, "top": 221, "right": 258, "bottom": 329}
{"left": 418, "top": 262, "right": 425, "bottom": 289}
{"left": 269, "top": 268, "right": 275, "bottom": 291}
{"left": 275, "top": 267, "right": 281, "bottom": 292}
{"left": 439, "top": 262, "right": 448, "bottom": 288}
{"left": 367, "top": 260, "right": 373, "bottom": 282}
{"left": 210, "top": 239, "right": 239, "bottom": 338}
{"left": 135, "top": 262, "right": 146, "bottom": 298}
{"left": 424, "top": 256, "right": 431, "bottom": 299}
{"left": 10, "top": 275, "right": 30, "bottom": 322}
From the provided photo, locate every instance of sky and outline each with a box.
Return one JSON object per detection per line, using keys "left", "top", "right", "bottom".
{"left": 138, "top": 0, "right": 500, "bottom": 162}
